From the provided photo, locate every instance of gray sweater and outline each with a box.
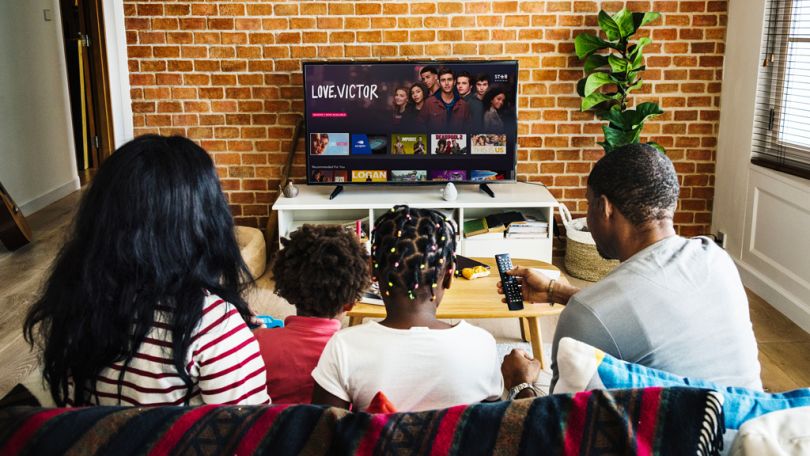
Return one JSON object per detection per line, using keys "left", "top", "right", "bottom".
{"left": 550, "top": 236, "right": 762, "bottom": 393}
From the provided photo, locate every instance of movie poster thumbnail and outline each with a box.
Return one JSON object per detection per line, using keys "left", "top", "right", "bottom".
{"left": 351, "top": 170, "right": 388, "bottom": 182}
{"left": 390, "top": 134, "right": 428, "bottom": 155}
{"left": 310, "top": 133, "right": 349, "bottom": 155}
{"left": 429, "top": 170, "right": 467, "bottom": 181}
{"left": 390, "top": 170, "right": 428, "bottom": 182}
{"left": 351, "top": 134, "right": 389, "bottom": 155}
{"left": 431, "top": 134, "right": 469, "bottom": 155}
{"left": 470, "top": 170, "right": 508, "bottom": 181}
{"left": 310, "top": 167, "right": 348, "bottom": 183}
{"left": 471, "top": 134, "right": 507, "bottom": 154}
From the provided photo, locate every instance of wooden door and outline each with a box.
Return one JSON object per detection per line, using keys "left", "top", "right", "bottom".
{"left": 60, "top": 0, "right": 114, "bottom": 181}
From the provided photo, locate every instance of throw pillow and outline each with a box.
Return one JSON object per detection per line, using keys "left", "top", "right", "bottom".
{"left": 554, "top": 337, "right": 810, "bottom": 429}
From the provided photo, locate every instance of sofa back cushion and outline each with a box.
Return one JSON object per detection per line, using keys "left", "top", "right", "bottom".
{"left": 0, "top": 387, "right": 724, "bottom": 455}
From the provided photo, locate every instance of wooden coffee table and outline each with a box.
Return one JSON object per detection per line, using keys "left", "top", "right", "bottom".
{"left": 347, "top": 258, "right": 564, "bottom": 369}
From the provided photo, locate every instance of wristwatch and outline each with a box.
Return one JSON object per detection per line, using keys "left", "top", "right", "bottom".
{"left": 508, "top": 382, "right": 538, "bottom": 400}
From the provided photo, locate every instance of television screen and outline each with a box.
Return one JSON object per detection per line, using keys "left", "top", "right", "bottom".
{"left": 304, "top": 61, "right": 519, "bottom": 185}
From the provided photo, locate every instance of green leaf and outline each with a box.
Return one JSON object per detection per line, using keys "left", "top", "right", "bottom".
{"left": 628, "top": 37, "right": 652, "bottom": 64}
{"left": 575, "top": 33, "right": 611, "bottom": 59}
{"left": 576, "top": 78, "right": 587, "bottom": 97}
{"left": 628, "top": 65, "right": 646, "bottom": 75}
{"left": 608, "top": 54, "right": 628, "bottom": 73}
{"left": 597, "top": 140, "right": 614, "bottom": 154}
{"left": 613, "top": 9, "right": 636, "bottom": 39}
{"left": 584, "top": 72, "right": 614, "bottom": 96}
{"left": 624, "top": 79, "right": 643, "bottom": 94}
{"left": 601, "top": 106, "right": 628, "bottom": 129}
{"left": 646, "top": 141, "right": 666, "bottom": 154}
{"left": 584, "top": 54, "right": 610, "bottom": 73}
{"left": 603, "top": 124, "right": 641, "bottom": 147}
{"left": 630, "top": 102, "right": 664, "bottom": 127}
{"left": 632, "top": 12, "right": 661, "bottom": 31}
{"left": 598, "top": 10, "right": 622, "bottom": 41}
{"left": 581, "top": 92, "right": 620, "bottom": 111}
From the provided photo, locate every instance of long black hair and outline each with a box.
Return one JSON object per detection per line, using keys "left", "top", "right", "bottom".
{"left": 23, "top": 135, "right": 254, "bottom": 406}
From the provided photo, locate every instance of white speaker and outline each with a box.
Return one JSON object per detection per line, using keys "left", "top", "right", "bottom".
{"left": 441, "top": 182, "right": 458, "bottom": 201}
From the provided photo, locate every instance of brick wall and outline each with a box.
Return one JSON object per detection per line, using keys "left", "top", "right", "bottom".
{"left": 124, "top": 0, "right": 726, "bottom": 236}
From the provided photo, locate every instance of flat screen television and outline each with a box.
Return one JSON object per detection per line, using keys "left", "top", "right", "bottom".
{"left": 303, "top": 61, "right": 519, "bottom": 186}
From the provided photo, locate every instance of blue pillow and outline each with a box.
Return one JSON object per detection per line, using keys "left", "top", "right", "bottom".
{"left": 595, "top": 349, "right": 810, "bottom": 429}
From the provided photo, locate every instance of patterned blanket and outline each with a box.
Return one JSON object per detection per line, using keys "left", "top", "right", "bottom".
{"left": 0, "top": 387, "right": 724, "bottom": 455}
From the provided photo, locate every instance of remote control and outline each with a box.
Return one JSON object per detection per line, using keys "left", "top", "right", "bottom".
{"left": 495, "top": 253, "right": 524, "bottom": 310}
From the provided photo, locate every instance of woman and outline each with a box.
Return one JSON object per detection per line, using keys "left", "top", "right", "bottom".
{"left": 24, "top": 135, "right": 270, "bottom": 407}
{"left": 391, "top": 87, "right": 409, "bottom": 127}
{"left": 402, "top": 81, "right": 430, "bottom": 131}
{"left": 482, "top": 85, "right": 511, "bottom": 133}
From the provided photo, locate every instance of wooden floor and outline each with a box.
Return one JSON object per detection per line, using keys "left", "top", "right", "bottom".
{"left": 1, "top": 191, "right": 809, "bottom": 398}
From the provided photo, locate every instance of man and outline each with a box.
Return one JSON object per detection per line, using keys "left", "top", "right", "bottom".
{"left": 413, "top": 136, "right": 425, "bottom": 155}
{"left": 419, "top": 67, "right": 471, "bottom": 131}
{"left": 475, "top": 73, "right": 490, "bottom": 101}
{"left": 419, "top": 66, "right": 439, "bottom": 96}
{"left": 456, "top": 71, "right": 483, "bottom": 130}
{"left": 500, "top": 144, "right": 762, "bottom": 399}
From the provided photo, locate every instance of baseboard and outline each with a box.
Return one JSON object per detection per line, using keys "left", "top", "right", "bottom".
{"left": 735, "top": 258, "right": 810, "bottom": 334}
{"left": 19, "top": 177, "right": 80, "bottom": 216}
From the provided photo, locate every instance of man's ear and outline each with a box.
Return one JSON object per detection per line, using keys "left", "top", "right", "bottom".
{"left": 599, "top": 194, "right": 613, "bottom": 220}
{"left": 342, "top": 302, "right": 355, "bottom": 312}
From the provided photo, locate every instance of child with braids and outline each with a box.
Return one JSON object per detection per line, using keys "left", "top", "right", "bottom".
{"left": 311, "top": 206, "right": 503, "bottom": 412}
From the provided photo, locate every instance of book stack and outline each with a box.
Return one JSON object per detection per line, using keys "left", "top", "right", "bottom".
{"left": 506, "top": 215, "right": 549, "bottom": 239}
{"left": 463, "top": 211, "right": 528, "bottom": 239}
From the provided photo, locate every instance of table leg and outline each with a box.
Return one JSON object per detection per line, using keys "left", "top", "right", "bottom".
{"left": 519, "top": 317, "right": 530, "bottom": 342}
{"left": 348, "top": 316, "right": 362, "bottom": 327}
{"left": 526, "top": 317, "right": 546, "bottom": 370}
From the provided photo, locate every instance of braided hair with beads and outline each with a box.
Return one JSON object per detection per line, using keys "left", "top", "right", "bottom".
{"left": 371, "top": 206, "right": 457, "bottom": 301}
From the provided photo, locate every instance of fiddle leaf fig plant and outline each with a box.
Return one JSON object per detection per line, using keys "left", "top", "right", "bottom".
{"left": 575, "top": 9, "right": 664, "bottom": 153}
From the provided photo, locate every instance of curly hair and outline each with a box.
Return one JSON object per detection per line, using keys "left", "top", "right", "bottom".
{"left": 588, "top": 143, "right": 680, "bottom": 226}
{"left": 371, "top": 206, "right": 456, "bottom": 301}
{"left": 272, "top": 225, "right": 370, "bottom": 318}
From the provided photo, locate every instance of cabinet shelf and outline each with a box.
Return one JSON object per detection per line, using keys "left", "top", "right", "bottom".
{"left": 272, "top": 183, "right": 558, "bottom": 262}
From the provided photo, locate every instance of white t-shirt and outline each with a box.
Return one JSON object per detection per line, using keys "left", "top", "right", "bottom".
{"left": 312, "top": 320, "right": 503, "bottom": 412}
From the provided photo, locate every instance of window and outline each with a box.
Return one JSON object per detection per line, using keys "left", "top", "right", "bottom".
{"left": 753, "top": 0, "right": 810, "bottom": 179}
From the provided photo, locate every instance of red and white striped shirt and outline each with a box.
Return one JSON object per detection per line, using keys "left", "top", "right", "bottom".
{"left": 83, "top": 293, "right": 270, "bottom": 406}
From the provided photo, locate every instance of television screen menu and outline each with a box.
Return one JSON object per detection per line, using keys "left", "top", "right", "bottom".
{"left": 304, "top": 61, "right": 518, "bottom": 184}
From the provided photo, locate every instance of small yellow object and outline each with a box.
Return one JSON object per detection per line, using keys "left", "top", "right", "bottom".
{"left": 461, "top": 266, "right": 490, "bottom": 280}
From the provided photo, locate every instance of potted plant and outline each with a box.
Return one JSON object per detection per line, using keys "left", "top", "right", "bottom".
{"left": 563, "top": 8, "right": 663, "bottom": 281}
{"left": 575, "top": 8, "right": 663, "bottom": 153}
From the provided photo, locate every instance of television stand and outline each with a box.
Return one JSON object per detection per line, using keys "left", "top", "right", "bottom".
{"left": 272, "top": 182, "right": 559, "bottom": 263}
{"left": 479, "top": 183, "right": 495, "bottom": 198}
{"left": 328, "top": 185, "right": 344, "bottom": 200}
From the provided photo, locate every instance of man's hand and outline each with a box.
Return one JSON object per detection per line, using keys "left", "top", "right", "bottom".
{"left": 496, "top": 266, "right": 578, "bottom": 305}
{"left": 497, "top": 266, "right": 551, "bottom": 304}
{"left": 501, "top": 349, "right": 541, "bottom": 389}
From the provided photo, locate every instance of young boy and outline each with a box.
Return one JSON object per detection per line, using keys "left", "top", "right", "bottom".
{"left": 311, "top": 206, "right": 503, "bottom": 412}
{"left": 255, "top": 224, "right": 370, "bottom": 404}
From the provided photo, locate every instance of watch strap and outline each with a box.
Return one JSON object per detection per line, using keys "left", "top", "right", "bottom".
{"left": 508, "top": 382, "right": 537, "bottom": 400}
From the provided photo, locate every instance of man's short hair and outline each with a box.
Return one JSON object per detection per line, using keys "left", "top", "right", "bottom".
{"left": 437, "top": 66, "right": 454, "bottom": 78}
{"left": 420, "top": 65, "right": 438, "bottom": 76}
{"left": 588, "top": 143, "right": 679, "bottom": 226}
{"left": 475, "top": 73, "right": 490, "bottom": 84}
{"left": 456, "top": 70, "right": 471, "bottom": 82}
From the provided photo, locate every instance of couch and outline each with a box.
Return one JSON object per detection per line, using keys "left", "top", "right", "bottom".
{"left": 0, "top": 387, "right": 724, "bottom": 455}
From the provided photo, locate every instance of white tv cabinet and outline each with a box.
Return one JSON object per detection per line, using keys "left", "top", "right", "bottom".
{"left": 271, "top": 182, "right": 558, "bottom": 262}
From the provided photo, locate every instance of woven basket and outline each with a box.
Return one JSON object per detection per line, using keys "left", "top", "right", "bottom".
{"left": 560, "top": 204, "right": 619, "bottom": 282}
